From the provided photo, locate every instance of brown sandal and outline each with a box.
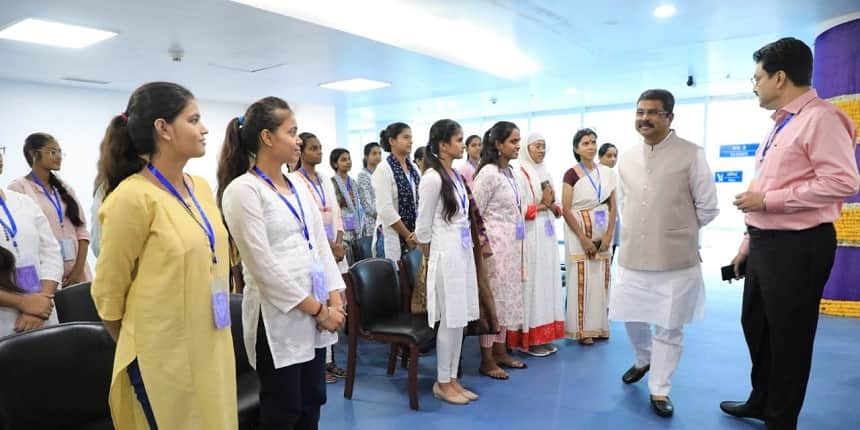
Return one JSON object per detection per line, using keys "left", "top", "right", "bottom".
{"left": 478, "top": 367, "right": 509, "bottom": 380}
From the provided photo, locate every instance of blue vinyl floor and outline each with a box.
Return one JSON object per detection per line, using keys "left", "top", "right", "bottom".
{"left": 320, "top": 269, "right": 860, "bottom": 429}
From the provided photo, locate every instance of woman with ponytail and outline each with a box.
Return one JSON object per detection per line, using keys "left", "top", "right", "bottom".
{"left": 90, "top": 82, "right": 237, "bottom": 430}
{"left": 10, "top": 133, "right": 92, "bottom": 286}
{"left": 372, "top": 122, "right": 420, "bottom": 260}
{"left": 415, "top": 119, "right": 479, "bottom": 404}
{"left": 218, "top": 97, "right": 345, "bottom": 429}
{"left": 472, "top": 121, "right": 528, "bottom": 380}
{"left": 0, "top": 146, "right": 63, "bottom": 336}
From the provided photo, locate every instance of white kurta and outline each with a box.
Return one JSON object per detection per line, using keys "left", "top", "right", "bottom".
{"left": 609, "top": 147, "right": 719, "bottom": 329}
{"left": 0, "top": 190, "right": 63, "bottom": 337}
{"left": 371, "top": 160, "right": 419, "bottom": 262}
{"left": 292, "top": 170, "right": 348, "bottom": 275}
{"left": 414, "top": 170, "right": 479, "bottom": 329}
{"left": 512, "top": 162, "right": 565, "bottom": 348}
{"left": 221, "top": 173, "right": 345, "bottom": 369}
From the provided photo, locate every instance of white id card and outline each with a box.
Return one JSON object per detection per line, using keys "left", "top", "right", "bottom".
{"left": 59, "top": 238, "right": 76, "bottom": 262}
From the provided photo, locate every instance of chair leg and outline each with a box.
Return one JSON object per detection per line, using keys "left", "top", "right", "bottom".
{"left": 344, "top": 331, "right": 358, "bottom": 399}
{"left": 401, "top": 345, "right": 408, "bottom": 369}
{"left": 408, "top": 343, "right": 419, "bottom": 410}
{"left": 387, "top": 344, "right": 398, "bottom": 376}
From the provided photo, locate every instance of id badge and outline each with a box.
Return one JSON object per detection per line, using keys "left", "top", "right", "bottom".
{"left": 310, "top": 260, "right": 329, "bottom": 302}
{"left": 515, "top": 220, "right": 525, "bottom": 241}
{"left": 460, "top": 226, "right": 473, "bottom": 249}
{"left": 343, "top": 213, "right": 357, "bottom": 231}
{"left": 594, "top": 209, "right": 608, "bottom": 229}
{"left": 322, "top": 209, "right": 335, "bottom": 241}
{"left": 544, "top": 218, "right": 555, "bottom": 237}
{"left": 16, "top": 253, "right": 41, "bottom": 294}
{"left": 210, "top": 277, "right": 231, "bottom": 329}
{"left": 59, "top": 238, "right": 76, "bottom": 262}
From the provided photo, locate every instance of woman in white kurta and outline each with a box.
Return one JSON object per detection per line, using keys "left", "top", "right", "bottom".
{"left": 372, "top": 123, "right": 420, "bottom": 261}
{"left": 510, "top": 132, "right": 565, "bottom": 356}
{"left": 472, "top": 121, "right": 527, "bottom": 380}
{"left": 293, "top": 132, "right": 347, "bottom": 382}
{"left": 218, "top": 97, "right": 345, "bottom": 428}
{"left": 562, "top": 129, "right": 617, "bottom": 345}
{"left": 416, "top": 119, "right": 480, "bottom": 405}
{"left": 0, "top": 187, "right": 63, "bottom": 337}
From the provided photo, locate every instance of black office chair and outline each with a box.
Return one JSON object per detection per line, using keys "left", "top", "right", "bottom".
{"left": 353, "top": 237, "right": 374, "bottom": 262}
{"left": 0, "top": 322, "right": 114, "bottom": 429}
{"left": 344, "top": 258, "right": 435, "bottom": 410}
{"left": 230, "top": 294, "right": 260, "bottom": 430}
{"left": 54, "top": 281, "right": 101, "bottom": 323}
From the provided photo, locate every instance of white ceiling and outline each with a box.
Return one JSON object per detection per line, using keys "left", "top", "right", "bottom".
{"left": 1, "top": 0, "right": 858, "bottom": 120}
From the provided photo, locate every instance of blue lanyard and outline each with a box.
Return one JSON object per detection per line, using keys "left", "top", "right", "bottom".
{"left": 447, "top": 170, "right": 467, "bottom": 214}
{"left": 761, "top": 113, "right": 794, "bottom": 162}
{"left": 501, "top": 166, "right": 521, "bottom": 208}
{"left": 579, "top": 162, "right": 602, "bottom": 201}
{"left": 147, "top": 164, "right": 217, "bottom": 264}
{"left": 299, "top": 167, "right": 327, "bottom": 207}
{"left": 29, "top": 172, "right": 64, "bottom": 227}
{"left": 468, "top": 159, "right": 476, "bottom": 169}
{"left": 254, "top": 167, "right": 313, "bottom": 251}
{"left": 0, "top": 197, "right": 20, "bottom": 250}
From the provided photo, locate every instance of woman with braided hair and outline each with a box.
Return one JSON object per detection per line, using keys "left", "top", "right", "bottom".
{"left": 10, "top": 133, "right": 92, "bottom": 286}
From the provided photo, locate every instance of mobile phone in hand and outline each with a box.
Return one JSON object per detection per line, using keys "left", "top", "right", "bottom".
{"left": 721, "top": 261, "right": 747, "bottom": 281}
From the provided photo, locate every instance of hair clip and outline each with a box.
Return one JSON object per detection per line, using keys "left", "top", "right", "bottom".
{"left": 237, "top": 115, "right": 245, "bottom": 126}
{"left": 119, "top": 112, "right": 128, "bottom": 122}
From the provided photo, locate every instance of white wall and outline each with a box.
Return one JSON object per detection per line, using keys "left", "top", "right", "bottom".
{"left": 0, "top": 79, "right": 338, "bottom": 259}
{"left": 0, "top": 79, "right": 338, "bottom": 207}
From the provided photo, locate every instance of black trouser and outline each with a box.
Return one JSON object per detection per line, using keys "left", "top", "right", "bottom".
{"left": 256, "top": 317, "right": 327, "bottom": 430}
{"left": 742, "top": 223, "right": 836, "bottom": 430}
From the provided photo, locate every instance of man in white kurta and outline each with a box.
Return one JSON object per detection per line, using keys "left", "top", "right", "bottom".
{"left": 609, "top": 89, "right": 719, "bottom": 418}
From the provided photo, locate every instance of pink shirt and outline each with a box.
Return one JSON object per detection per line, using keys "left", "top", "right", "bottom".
{"left": 8, "top": 176, "right": 93, "bottom": 281}
{"left": 457, "top": 159, "right": 477, "bottom": 189}
{"left": 740, "top": 89, "right": 860, "bottom": 254}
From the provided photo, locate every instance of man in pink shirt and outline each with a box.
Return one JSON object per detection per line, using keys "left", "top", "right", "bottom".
{"left": 723, "top": 37, "right": 860, "bottom": 430}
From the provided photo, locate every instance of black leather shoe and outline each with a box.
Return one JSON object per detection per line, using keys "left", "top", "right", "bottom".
{"left": 622, "top": 364, "right": 650, "bottom": 384}
{"left": 720, "top": 401, "right": 765, "bottom": 421}
{"left": 650, "top": 396, "right": 674, "bottom": 417}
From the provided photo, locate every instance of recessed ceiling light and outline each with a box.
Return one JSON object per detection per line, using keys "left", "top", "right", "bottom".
{"left": 229, "top": 0, "right": 538, "bottom": 80}
{"left": 653, "top": 4, "right": 677, "bottom": 19}
{"left": 565, "top": 87, "right": 578, "bottom": 95}
{"left": 0, "top": 18, "right": 117, "bottom": 48}
{"left": 319, "top": 78, "right": 391, "bottom": 92}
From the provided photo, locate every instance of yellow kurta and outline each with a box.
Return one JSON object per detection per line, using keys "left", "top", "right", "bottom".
{"left": 91, "top": 174, "right": 237, "bottom": 430}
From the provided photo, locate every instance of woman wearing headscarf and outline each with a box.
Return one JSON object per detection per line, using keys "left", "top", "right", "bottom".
{"left": 508, "top": 132, "right": 565, "bottom": 356}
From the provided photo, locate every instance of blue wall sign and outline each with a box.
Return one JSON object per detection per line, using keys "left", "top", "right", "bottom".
{"left": 715, "top": 171, "right": 743, "bottom": 183}
{"left": 720, "top": 144, "right": 759, "bottom": 158}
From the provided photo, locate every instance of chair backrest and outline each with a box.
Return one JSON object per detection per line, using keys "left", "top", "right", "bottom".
{"left": 401, "top": 248, "right": 423, "bottom": 291}
{"left": 353, "top": 237, "right": 374, "bottom": 262}
{"left": 230, "top": 294, "right": 254, "bottom": 376}
{"left": 0, "top": 322, "right": 114, "bottom": 429}
{"left": 348, "top": 258, "right": 402, "bottom": 327}
{"left": 54, "top": 282, "right": 101, "bottom": 323}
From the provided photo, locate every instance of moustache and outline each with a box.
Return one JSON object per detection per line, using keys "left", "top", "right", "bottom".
{"left": 637, "top": 121, "right": 654, "bottom": 128}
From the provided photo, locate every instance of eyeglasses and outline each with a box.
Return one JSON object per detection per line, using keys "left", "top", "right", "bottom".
{"left": 750, "top": 74, "right": 763, "bottom": 88}
{"left": 40, "top": 148, "right": 66, "bottom": 159}
{"left": 635, "top": 109, "right": 670, "bottom": 118}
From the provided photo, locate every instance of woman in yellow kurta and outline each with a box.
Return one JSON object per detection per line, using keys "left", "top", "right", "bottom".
{"left": 91, "top": 82, "right": 237, "bottom": 430}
